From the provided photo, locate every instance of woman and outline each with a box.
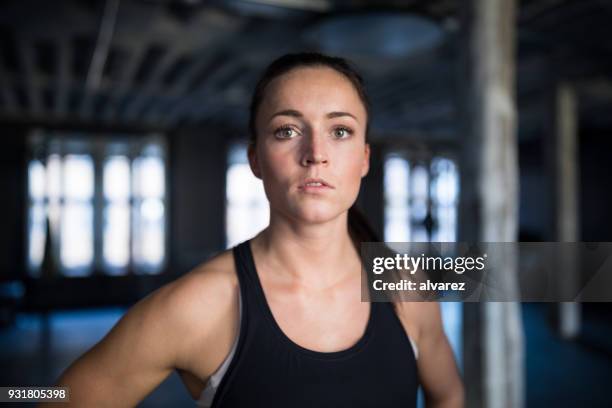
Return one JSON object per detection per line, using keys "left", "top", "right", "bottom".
{"left": 45, "top": 53, "right": 464, "bottom": 407}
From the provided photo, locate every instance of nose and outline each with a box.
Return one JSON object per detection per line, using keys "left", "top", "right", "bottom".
{"left": 300, "top": 131, "right": 329, "bottom": 166}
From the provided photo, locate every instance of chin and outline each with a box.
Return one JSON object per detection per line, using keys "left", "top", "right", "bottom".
{"left": 292, "top": 202, "right": 346, "bottom": 225}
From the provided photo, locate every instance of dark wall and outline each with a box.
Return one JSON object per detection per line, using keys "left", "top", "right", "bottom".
{"left": 519, "top": 139, "right": 546, "bottom": 240}
{"left": 518, "top": 130, "right": 612, "bottom": 242}
{"left": 0, "top": 125, "right": 26, "bottom": 280}
{"left": 356, "top": 142, "right": 385, "bottom": 240}
{"left": 580, "top": 131, "right": 612, "bottom": 241}
{"left": 169, "top": 127, "right": 227, "bottom": 274}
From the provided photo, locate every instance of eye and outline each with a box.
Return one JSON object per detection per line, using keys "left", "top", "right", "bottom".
{"left": 332, "top": 126, "right": 353, "bottom": 139}
{"left": 274, "top": 126, "right": 299, "bottom": 139}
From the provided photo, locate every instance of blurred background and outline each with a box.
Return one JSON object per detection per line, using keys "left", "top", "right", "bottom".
{"left": 1, "top": 0, "right": 611, "bottom": 406}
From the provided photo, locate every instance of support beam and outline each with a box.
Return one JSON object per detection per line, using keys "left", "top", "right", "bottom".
{"left": 552, "top": 83, "right": 579, "bottom": 242}
{"left": 92, "top": 139, "right": 105, "bottom": 274}
{"left": 546, "top": 82, "right": 581, "bottom": 338}
{"left": 123, "top": 47, "right": 178, "bottom": 121}
{"left": 81, "top": 0, "right": 121, "bottom": 120}
{"left": 163, "top": 59, "right": 240, "bottom": 128}
{"left": 188, "top": 63, "right": 246, "bottom": 124}
{"left": 0, "top": 64, "right": 18, "bottom": 115}
{"left": 19, "top": 39, "right": 44, "bottom": 116}
{"left": 54, "top": 36, "right": 71, "bottom": 117}
{"left": 141, "top": 51, "right": 220, "bottom": 125}
{"left": 103, "top": 46, "right": 144, "bottom": 122}
{"left": 86, "top": 0, "right": 120, "bottom": 91}
{"left": 458, "top": 0, "right": 524, "bottom": 407}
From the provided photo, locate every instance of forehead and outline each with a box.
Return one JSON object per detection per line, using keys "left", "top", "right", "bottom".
{"left": 260, "top": 66, "right": 367, "bottom": 117}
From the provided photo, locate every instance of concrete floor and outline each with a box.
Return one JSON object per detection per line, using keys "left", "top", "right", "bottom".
{"left": 523, "top": 303, "right": 612, "bottom": 407}
{"left": 0, "top": 308, "right": 195, "bottom": 407}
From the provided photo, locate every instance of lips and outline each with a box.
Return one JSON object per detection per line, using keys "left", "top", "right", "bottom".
{"left": 299, "top": 177, "right": 334, "bottom": 189}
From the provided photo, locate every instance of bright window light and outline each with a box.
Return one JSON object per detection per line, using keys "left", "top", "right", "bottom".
{"left": 60, "top": 203, "right": 94, "bottom": 273}
{"left": 384, "top": 156, "right": 411, "bottom": 241}
{"left": 226, "top": 143, "right": 269, "bottom": 248}
{"left": 104, "top": 156, "right": 131, "bottom": 201}
{"left": 28, "top": 160, "right": 46, "bottom": 200}
{"left": 132, "top": 153, "right": 166, "bottom": 273}
{"left": 61, "top": 155, "right": 94, "bottom": 275}
{"left": 103, "top": 156, "right": 131, "bottom": 272}
{"left": 431, "top": 158, "right": 458, "bottom": 242}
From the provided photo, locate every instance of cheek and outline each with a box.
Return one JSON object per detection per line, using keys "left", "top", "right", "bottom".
{"left": 258, "top": 146, "right": 294, "bottom": 186}
{"left": 339, "top": 146, "right": 366, "bottom": 181}
{"left": 331, "top": 147, "right": 366, "bottom": 206}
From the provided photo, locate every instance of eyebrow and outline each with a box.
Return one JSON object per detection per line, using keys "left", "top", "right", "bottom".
{"left": 269, "top": 109, "right": 359, "bottom": 122}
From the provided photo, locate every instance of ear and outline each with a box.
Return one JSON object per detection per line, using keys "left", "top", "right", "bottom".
{"left": 361, "top": 143, "right": 371, "bottom": 177}
{"left": 248, "top": 143, "right": 262, "bottom": 179}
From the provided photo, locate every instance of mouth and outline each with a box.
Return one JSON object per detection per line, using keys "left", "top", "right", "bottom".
{"left": 298, "top": 177, "right": 334, "bottom": 191}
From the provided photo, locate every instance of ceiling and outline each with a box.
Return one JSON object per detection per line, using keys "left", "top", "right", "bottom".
{"left": 1, "top": 0, "right": 611, "bottom": 142}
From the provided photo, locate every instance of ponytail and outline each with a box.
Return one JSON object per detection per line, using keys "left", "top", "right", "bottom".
{"left": 348, "top": 205, "right": 380, "bottom": 245}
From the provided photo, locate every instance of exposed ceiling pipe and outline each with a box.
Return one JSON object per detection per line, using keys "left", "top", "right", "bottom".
{"left": 86, "top": 0, "right": 120, "bottom": 91}
{"left": 240, "top": 0, "right": 331, "bottom": 13}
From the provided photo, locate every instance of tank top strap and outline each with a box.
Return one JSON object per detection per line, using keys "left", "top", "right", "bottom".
{"left": 233, "top": 239, "right": 281, "bottom": 333}
{"left": 232, "top": 240, "right": 257, "bottom": 295}
{"left": 232, "top": 240, "right": 266, "bottom": 313}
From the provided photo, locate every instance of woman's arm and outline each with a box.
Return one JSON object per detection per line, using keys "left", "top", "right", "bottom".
{"left": 39, "top": 261, "right": 238, "bottom": 407}
{"left": 396, "top": 302, "right": 464, "bottom": 408}
{"left": 416, "top": 302, "right": 464, "bottom": 407}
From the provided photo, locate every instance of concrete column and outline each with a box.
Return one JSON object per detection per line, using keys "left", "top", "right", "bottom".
{"left": 169, "top": 127, "right": 227, "bottom": 273}
{"left": 92, "top": 139, "right": 105, "bottom": 274}
{"left": 546, "top": 83, "right": 581, "bottom": 338}
{"left": 458, "top": 0, "right": 524, "bottom": 407}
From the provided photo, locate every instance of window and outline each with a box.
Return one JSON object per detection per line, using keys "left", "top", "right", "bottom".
{"left": 225, "top": 143, "right": 269, "bottom": 248}
{"left": 430, "top": 157, "right": 458, "bottom": 242}
{"left": 103, "top": 156, "right": 131, "bottom": 271}
{"left": 384, "top": 155, "right": 411, "bottom": 241}
{"left": 27, "top": 131, "right": 167, "bottom": 277}
{"left": 410, "top": 164, "right": 430, "bottom": 242}
{"left": 384, "top": 154, "right": 459, "bottom": 243}
{"left": 130, "top": 146, "right": 166, "bottom": 273}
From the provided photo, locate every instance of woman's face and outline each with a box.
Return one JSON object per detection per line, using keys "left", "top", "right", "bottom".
{"left": 249, "top": 66, "right": 370, "bottom": 225}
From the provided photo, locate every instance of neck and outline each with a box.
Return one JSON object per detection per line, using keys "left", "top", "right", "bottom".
{"left": 251, "top": 210, "right": 360, "bottom": 289}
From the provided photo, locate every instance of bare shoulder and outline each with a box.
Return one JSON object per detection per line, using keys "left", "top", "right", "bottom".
{"left": 157, "top": 249, "right": 239, "bottom": 369}
{"left": 135, "top": 249, "right": 236, "bottom": 326}
{"left": 163, "top": 249, "right": 238, "bottom": 319}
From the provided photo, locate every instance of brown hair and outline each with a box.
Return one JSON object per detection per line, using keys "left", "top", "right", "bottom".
{"left": 248, "top": 52, "right": 379, "bottom": 244}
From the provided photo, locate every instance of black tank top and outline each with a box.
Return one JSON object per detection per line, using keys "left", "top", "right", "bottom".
{"left": 210, "top": 240, "right": 419, "bottom": 407}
